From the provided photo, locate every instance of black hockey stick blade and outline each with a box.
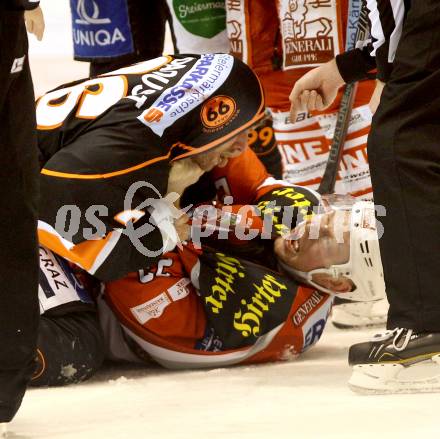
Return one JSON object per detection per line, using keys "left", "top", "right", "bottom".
{"left": 318, "top": 1, "right": 370, "bottom": 195}
{"left": 318, "top": 82, "right": 358, "bottom": 195}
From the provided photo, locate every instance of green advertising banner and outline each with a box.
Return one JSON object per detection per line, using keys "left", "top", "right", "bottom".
{"left": 172, "top": 0, "right": 226, "bottom": 38}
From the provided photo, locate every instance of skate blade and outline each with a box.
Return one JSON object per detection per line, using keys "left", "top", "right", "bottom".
{"left": 331, "top": 299, "right": 388, "bottom": 330}
{"left": 348, "top": 354, "right": 440, "bottom": 394}
{"left": 332, "top": 320, "right": 386, "bottom": 330}
{"left": 331, "top": 310, "right": 386, "bottom": 330}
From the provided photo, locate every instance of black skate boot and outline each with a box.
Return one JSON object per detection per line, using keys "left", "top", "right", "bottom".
{"left": 348, "top": 328, "right": 440, "bottom": 394}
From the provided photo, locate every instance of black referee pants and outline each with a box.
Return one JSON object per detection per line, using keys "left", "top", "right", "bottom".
{"left": 368, "top": 0, "right": 440, "bottom": 331}
{"left": 0, "top": 10, "right": 40, "bottom": 422}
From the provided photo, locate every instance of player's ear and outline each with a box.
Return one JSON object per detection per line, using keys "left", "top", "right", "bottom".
{"left": 312, "top": 273, "right": 353, "bottom": 293}
{"left": 329, "top": 276, "right": 353, "bottom": 293}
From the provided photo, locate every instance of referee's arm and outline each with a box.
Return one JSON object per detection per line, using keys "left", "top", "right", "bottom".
{"left": 336, "top": 0, "right": 408, "bottom": 84}
{"left": 3, "top": 0, "right": 40, "bottom": 10}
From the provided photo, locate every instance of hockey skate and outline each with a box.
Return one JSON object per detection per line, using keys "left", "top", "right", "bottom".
{"left": 331, "top": 297, "right": 388, "bottom": 329}
{"left": 348, "top": 328, "right": 440, "bottom": 394}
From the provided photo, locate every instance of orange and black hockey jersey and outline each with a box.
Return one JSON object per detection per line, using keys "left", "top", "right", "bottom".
{"left": 36, "top": 54, "right": 265, "bottom": 281}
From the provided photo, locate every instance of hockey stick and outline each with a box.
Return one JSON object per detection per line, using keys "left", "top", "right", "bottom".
{"left": 318, "top": 0, "right": 370, "bottom": 195}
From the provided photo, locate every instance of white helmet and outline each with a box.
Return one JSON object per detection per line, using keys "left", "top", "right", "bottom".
{"left": 279, "top": 198, "right": 386, "bottom": 302}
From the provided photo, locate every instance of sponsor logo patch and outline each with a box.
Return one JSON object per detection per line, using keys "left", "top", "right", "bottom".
{"left": 143, "top": 107, "right": 164, "bottom": 123}
{"left": 130, "top": 277, "right": 191, "bottom": 324}
{"left": 279, "top": 0, "right": 341, "bottom": 70}
{"left": 173, "top": 0, "right": 226, "bottom": 38}
{"left": 130, "top": 293, "right": 171, "bottom": 324}
{"left": 71, "top": 0, "right": 134, "bottom": 58}
{"left": 226, "top": 1, "right": 247, "bottom": 62}
{"left": 167, "top": 278, "right": 191, "bottom": 301}
{"left": 138, "top": 53, "right": 234, "bottom": 136}
{"left": 38, "top": 246, "right": 93, "bottom": 314}
{"left": 292, "top": 291, "right": 325, "bottom": 327}
{"left": 200, "top": 95, "right": 236, "bottom": 129}
{"left": 10, "top": 56, "right": 25, "bottom": 74}
{"left": 301, "top": 295, "right": 332, "bottom": 351}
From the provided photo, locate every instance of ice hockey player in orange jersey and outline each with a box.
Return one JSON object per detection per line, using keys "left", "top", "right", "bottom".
{"left": 100, "top": 147, "right": 385, "bottom": 369}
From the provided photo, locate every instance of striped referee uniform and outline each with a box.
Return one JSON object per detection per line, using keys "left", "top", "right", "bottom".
{"left": 366, "top": 0, "right": 440, "bottom": 332}
{"left": 335, "top": 0, "right": 408, "bottom": 82}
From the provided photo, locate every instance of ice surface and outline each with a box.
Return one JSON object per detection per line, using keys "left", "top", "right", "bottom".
{"left": 16, "top": 3, "right": 439, "bottom": 438}
{"left": 9, "top": 325, "right": 440, "bottom": 439}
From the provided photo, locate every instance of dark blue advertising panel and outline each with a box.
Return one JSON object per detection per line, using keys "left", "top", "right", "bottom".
{"left": 71, "top": 0, "right": 134, "bottom": 59}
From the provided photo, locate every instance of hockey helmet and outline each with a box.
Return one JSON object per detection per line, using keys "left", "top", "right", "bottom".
{"left": 278, "top": 196, "right": 386, "bottom": 302}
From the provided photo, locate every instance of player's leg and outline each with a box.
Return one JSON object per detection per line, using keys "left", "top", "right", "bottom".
{"left": 31, "top": 311, "right": 105, "bottom": 387}
{"left": 32, "top": 247, "right": 106, "bottom": 387}
{"left": 349, "top": 0, "right": 440, "bottom": 393}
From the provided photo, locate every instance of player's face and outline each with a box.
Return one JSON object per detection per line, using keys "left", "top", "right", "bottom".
{"left": 192, "top": 130, "right": 248, "bottom": 171}
{"left": 274, "top": 210, "right": 351, "bottom": 273}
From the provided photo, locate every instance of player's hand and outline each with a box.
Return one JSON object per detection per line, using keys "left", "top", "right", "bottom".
{"left": 368, "top": 79, "right": 385, "bottom": 115}
{"left": 167, "top": 158, "right": 204, "bottom": 198}
{"left": 24, "top": 6, "right": 45, "bottom": 41}
{"left": 174, "top": 213, "right": 191, "bottom": 243}
{"left": 289, "top": 59, "right": 345, "bottom": 121}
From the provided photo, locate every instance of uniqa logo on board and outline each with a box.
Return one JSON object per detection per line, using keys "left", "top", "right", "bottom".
{"left": 75, "top": 0, "right": 111, "bottom": 25}
{"left": 72, "top": 0, "right": 129, "bottom": 48}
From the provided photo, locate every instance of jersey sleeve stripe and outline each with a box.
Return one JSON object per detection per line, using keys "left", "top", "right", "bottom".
{"left": 40, "top": 150, "right": 172, "bottom": 179}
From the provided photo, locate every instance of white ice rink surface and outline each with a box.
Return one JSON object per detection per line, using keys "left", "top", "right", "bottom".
{"left": 15, "top": 2, "right": 438, "bottom": 438}
{"left": 8, "top": 325, "right": 440, "bottom": 439}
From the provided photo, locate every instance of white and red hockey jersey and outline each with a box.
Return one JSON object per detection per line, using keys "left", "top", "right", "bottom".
{"left": 99, "top": 147, "right": 332, "bottom": 369}
{"left": 102, "top": 241, "right": 333, "bottom": 369}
